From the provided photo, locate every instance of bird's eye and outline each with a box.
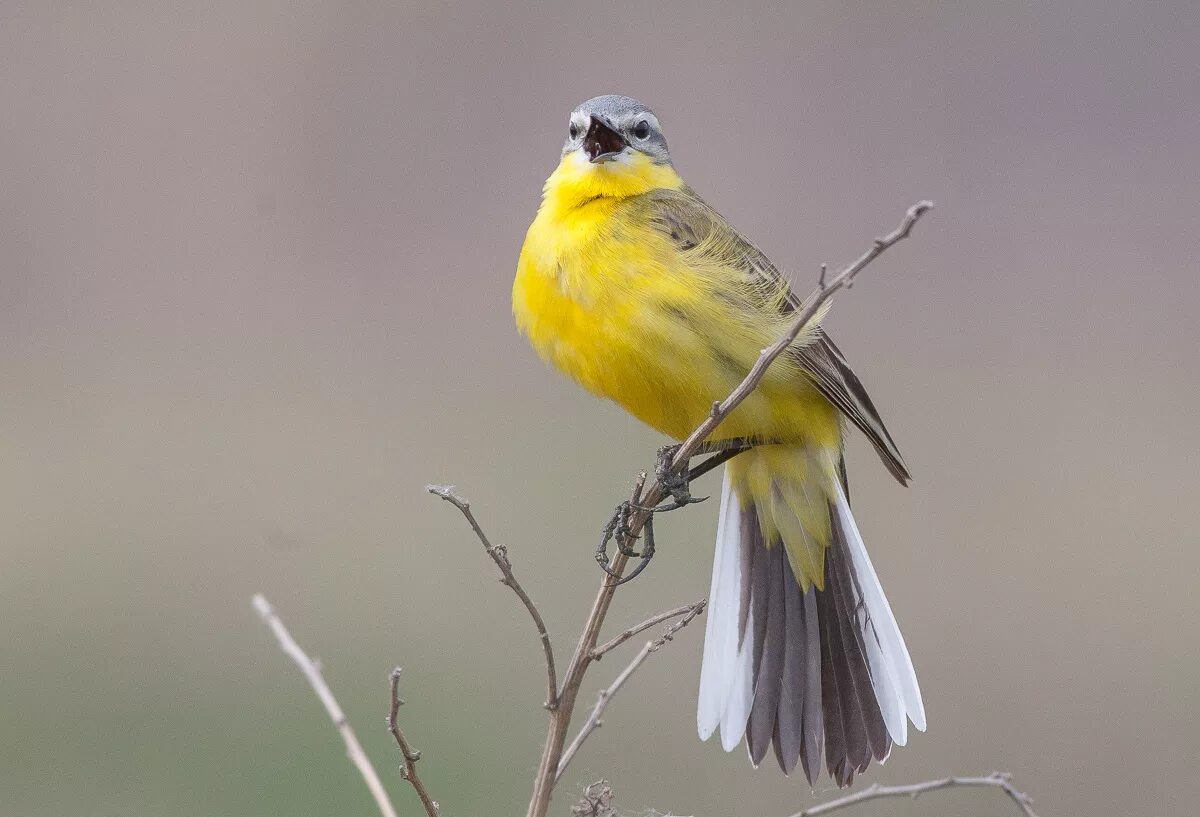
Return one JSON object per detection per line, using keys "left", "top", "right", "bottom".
{"left": 569, "top": 122, "right": 579, "bottom": 139}
{"left": 633, "top": 120, "right": 651, "bottom": 140}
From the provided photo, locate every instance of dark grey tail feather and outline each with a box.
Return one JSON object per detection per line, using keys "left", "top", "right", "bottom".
{"left": 747, "top": 540, "right": 783, "bottom": 766}
{"left": 828, "top": 511, "right": 892, "bottom": 761}
{"left": 775, "top": 560, "right": 807, "bottom": 773}
{"left": 736, "top": 485, "right": 892, "bottom": 787}
{"left": 799, "top": 586, "right": 824, "bottom": 783}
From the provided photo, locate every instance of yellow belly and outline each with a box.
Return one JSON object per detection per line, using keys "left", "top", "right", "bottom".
{"left": 512, "top": 197, "right": 841, "bottom": 449}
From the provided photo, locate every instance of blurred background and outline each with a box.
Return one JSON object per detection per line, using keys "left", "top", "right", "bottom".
{"left": 2, "top": 2, "right": 1198, "bottom": 815}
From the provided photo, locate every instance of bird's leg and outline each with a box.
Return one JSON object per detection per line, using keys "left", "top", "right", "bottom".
{"left": 595, "top": 510, "right": 656, "bottom": 586}
{"left": 596, "top": 500, "right": 639, "bottom": 575}
{"left": 616, "top": 514, "right": 655, "bottom": 584}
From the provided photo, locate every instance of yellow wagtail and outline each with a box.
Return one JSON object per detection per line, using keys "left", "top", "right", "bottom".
{"left": 513, "top": 95, "right": 925, "bottom": 786}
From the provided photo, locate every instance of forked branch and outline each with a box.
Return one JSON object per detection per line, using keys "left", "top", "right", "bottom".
{"left": 557, "top": 600, "right": 707, "bottom": 781}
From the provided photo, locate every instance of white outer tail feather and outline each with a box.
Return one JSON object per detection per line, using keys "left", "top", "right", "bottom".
{"left": 697, "top": 465, "right": 925, "bottom": 756}
{"left": 830, "top": 477, "right": 926, "bottom": 735}
{"left": 697, "top": 470, "right": 756, "bottom": 749}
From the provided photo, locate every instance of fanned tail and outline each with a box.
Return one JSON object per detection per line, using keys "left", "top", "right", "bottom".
{"left": 697, "top": 453, "right": 925, "bottom": 787}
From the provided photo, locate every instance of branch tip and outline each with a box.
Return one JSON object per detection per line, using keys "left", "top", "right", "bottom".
{"left": 425, "top": 483, "right": 468, "bottom": 509}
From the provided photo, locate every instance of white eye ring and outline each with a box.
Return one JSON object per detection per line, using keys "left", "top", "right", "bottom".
{"left": 569, "top": 121, "right": 579, "bottom": 139}
{"left": 632, "top": 119, "right": 651, "bottom": 140}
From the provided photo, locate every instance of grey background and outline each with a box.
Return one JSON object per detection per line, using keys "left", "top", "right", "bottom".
{"left": 2, "top": 2, "right": 1198, "bottom": 816}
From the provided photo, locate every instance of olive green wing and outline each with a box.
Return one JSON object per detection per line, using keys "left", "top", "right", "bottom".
{"left": 646, "top": 187, "right": 911, "bottom": 485}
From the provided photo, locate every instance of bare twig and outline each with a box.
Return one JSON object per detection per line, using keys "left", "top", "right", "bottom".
{"left": 251, "top": 594, "right": 399, "bottom": 817}
{"left": 387, "top": 668, "right": 440, "bottom": 817}
{"left": 788, "top": 771, "right": 1040, "bottom": 817}
{"left": 426, "top": 484, "right": 559, "bottom": 710}
{"left": 591, "top": 599, "right": 706, "bottom": 659}
{"left": 557, "top": 601, "right": 707, "bottom": 781}
{"left": 522, "top": 202, "right": 933, "bottom": 817}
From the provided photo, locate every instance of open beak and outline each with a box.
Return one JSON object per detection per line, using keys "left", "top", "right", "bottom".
{"left": 582, "top": 116, "right": 627, "bottom": 163}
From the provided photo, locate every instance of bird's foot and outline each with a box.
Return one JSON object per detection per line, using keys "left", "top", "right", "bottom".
{"left": 592, "top": 439, "right": 764, "bottom": 586}
{"left": 647, "top": 444, "right": 709, "bottom": 513}
{"left": 595, "top": 501, "right": 657, "bottom": 586}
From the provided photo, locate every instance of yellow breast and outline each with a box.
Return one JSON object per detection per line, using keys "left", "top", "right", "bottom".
{"left": 512, "top": 152, "right": 840, "bottom": 448}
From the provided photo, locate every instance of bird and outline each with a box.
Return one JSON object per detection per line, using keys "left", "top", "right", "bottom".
{"left": 512, "top": 94, "right": 925, "bottom": 787}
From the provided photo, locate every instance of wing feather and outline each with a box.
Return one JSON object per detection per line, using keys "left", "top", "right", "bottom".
{"left": 646, "top": 188, "right": 910, "bottom": 484}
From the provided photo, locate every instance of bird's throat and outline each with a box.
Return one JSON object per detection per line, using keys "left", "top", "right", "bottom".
{"left": 542, "top": 151, "right": 683, "bottom": 211}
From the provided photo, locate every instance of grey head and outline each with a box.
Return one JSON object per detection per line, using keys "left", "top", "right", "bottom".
{"left": 563, "top": 94, "right": 671, "bottom": 165}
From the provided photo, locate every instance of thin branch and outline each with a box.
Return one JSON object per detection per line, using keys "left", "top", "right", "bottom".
{"left": 388, "top": 668, "right": 440, "bottom": 817}
{"left": 426, "top": 484, "right": 559, "bottom": 710}
{"left": 591, "top": 600, "right": 706, "bottom": 659}
{"left": 556, "top": 601, "right": 707, "bottom": 781}
{"left": 251, "top": 594, "right": 399, "bottom": 817}
{"left": 788, "top": 771, "right": 1040, "bottom": 817}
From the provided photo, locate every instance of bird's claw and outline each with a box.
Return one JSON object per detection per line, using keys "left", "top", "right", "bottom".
{"left": 596, "top": 501, "right": 657, "bottom": 585}
{"left": 651, "top": 444, "right": 706, "bottom": 513}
